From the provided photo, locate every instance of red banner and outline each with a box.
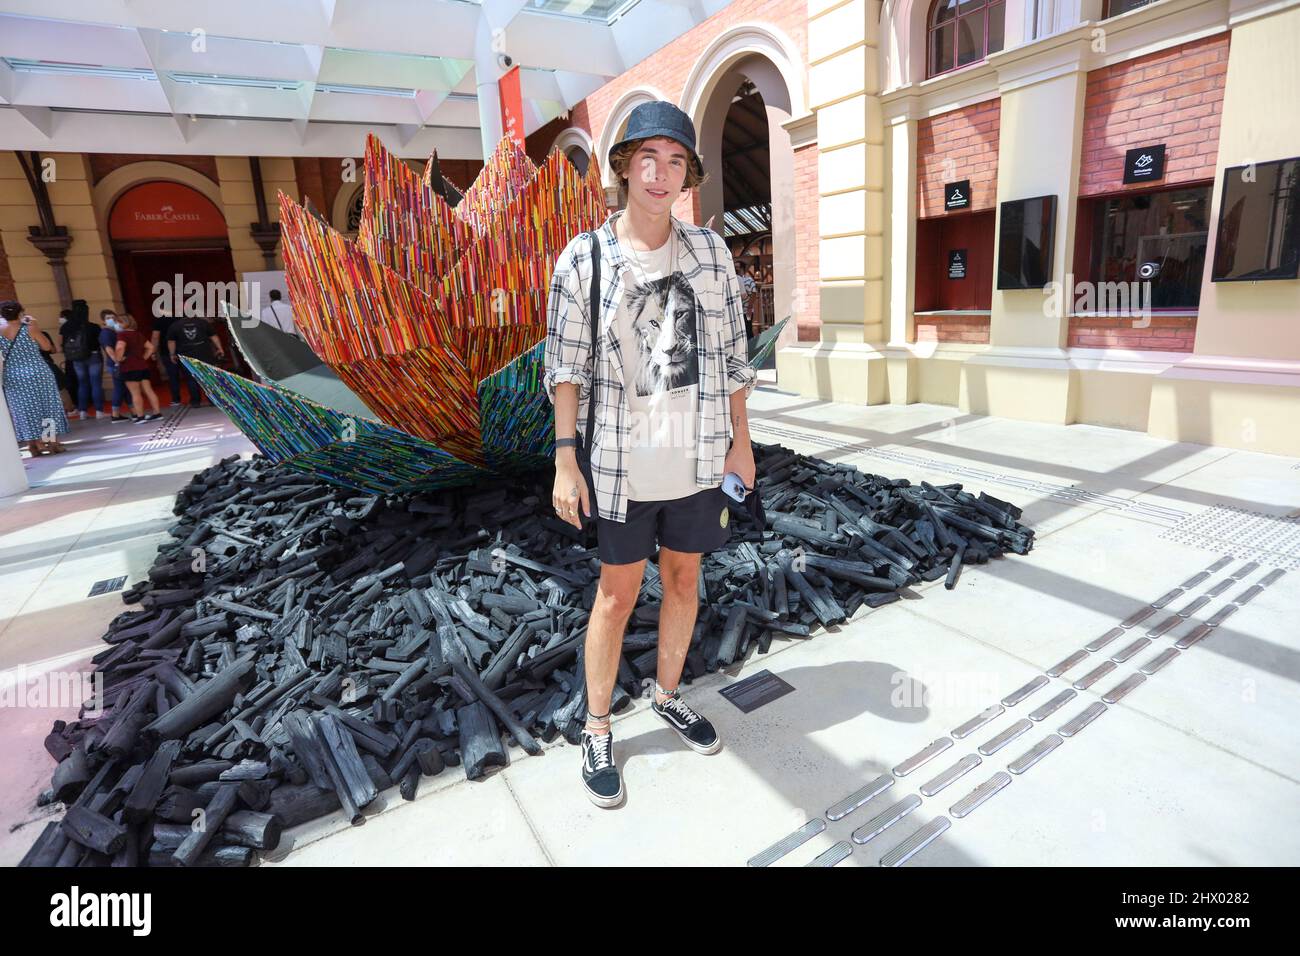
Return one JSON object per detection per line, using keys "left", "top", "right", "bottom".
{"left": 498, "top": 65, "right": 524, "bottom": 149}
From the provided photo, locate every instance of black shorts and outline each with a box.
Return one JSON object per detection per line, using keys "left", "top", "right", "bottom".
{"left": 121, "top": 370, "right": 150, "bottom": 382}
{"left": 596, "top": 487, "right": 733, "bottom": 565}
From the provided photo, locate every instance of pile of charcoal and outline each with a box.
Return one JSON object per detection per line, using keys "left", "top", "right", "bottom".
{"left": 21, "top": 441, "right": 1033, "bottom": 866}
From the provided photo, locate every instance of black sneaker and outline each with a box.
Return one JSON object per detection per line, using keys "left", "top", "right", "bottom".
{"left": 143, "top": 413, "right": 163, "bottom": 421}
{"left": 131, "top": 415, "right": 146, "bottom": 424}
{"left": 652, "top": 689, "right": 722, "bottom": 754}
{"left": 579, "top": 728, "right": 623, "bottom": 807}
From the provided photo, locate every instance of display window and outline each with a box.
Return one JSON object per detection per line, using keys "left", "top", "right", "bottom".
{"left": 1076, "top": 185, "right": 1212, "bottom": 310}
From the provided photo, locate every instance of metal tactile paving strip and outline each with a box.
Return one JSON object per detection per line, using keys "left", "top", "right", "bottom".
{"left": 805, "top": 841, "right": 853, "bottom": 867}
{"left": 1111, "top": 637, "right": 1150, "bottom": 663}
{"left": 1207, "top": 604, "right": 1238, "bottom": 627}
{"left": 893, "top": 737, "right": 953, "bottom": 777}
{"left": 1151, "top": 588, "right": 1185, "bottom": 609}
{"left": 1121, "top": 606, "right": 1157, "bottom": 629}
{"left": 1233, "top": 584, "right": 1264, "bottom": 606}
{"left": 826, "top": 774, "right": 894, "bottom": 822}
{"left": 1146, "top": 615, "right": 1181, "bottom": 637}
{"left": 1175, "top": 624, "right": 1214, "bottom": 650}
{"left": 952, "top": 705, "right": 1005, "bottom": 739}
{"left": 879, "top": 816, "right": 951, "bottom": 867}
{"left": 1073, "top": 660, "right": 1117, "bottom": 690}
{"left": 1086, "top": 627, "right": 1126, "bottom": 652}
{"left": 1008, "top": 734, "right": 1063, "bottom": 775}
{"left": 1028, "top": 689, "right": 1076, "bottom": 722}
{"left": 748, "top": 818, "right": 825, "bottom": 867}
{"left": 1139, "top": 647, "right": 1180, "bottom": 675}
{"left": 1058, "top": 702, "right": 1106, "bottom": 737}
{"left": 979, "top": 718, "right": 1033, "bottom": 756}
{"left": 852, "top": 795, "right": 922, "bottom": 845}
{"left": 1002, "top": 675, "right": 1049, "bottom": 706}
{"left": 1205, "top": 578, "right": 1234, "bottom": 598}
{"left": 950, "top": 772, "right": 1013, "bottom": 819}
{"left": 1178, "top": 595, "right": 1210, "bottom": 618}
{"left": 920, "top": 754, "right": 983, "bottom": 797}
{"left": 1102, "top": 673, "right": 1146, "bottom": 704}
{"left": 1047, "top": 650, "right": 1089, "bottom": 677}
{"left": 1180, "top": 570, "right": 1210, "bottom": 589}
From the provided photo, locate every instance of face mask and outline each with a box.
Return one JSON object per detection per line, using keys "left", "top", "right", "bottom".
{"left": 59, "top": 316, "right": 67, "bottom": 326}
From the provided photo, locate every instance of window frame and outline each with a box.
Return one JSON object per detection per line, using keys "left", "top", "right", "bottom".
{"left": 926, "top": 0, "right": 1006, "bottom": 79}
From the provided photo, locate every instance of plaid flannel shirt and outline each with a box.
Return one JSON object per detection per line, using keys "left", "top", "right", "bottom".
{"left": 543, "top": 210, "right": 758, "bottom": 523}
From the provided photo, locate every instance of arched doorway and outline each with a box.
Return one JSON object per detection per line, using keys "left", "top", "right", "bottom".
{"left": 108, "top": 180, "right": 239, "bottom": 401}
{"left": 684, "top": 27, "right": 804, "bottom": 360}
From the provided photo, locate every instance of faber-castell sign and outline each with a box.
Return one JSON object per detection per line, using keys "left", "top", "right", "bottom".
{"left": 1123, "top": 145, "right": 1166, "bottom": 184}
{"left": 945, "top": 180, "right": 971, "bottom": 211}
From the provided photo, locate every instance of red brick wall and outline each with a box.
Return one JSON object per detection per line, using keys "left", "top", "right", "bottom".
{"left": 1078, "top": 33, "right": 1228, "bottom": 197}
{"left": 88, "top": 154, "right": 219, "bottom": 186}
{"left": 1068, "top": 314, "right": 1196, "bottom": 351}
{"left": 916, "top": 313, "right": 990, "bottom": 344}
{"left": 917, "top": 99, "right": 1000, "bottom": 218}
{"left": 559, "top": 0, "right": 816, "bottom": 329}
{"left": 1070, "top": 33, "right": 1228, "bottom": 352}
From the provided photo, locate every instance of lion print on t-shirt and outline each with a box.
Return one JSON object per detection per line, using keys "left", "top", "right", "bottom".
{"left": 625, "top": 272, "right": 699, "bottom": 397}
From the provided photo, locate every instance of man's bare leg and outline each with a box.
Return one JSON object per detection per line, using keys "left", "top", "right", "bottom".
{"left": 654, "top": 547, "right": 701, "bottom": 703}
{"left": 584, "top": 558, "right": 647, "bottom": 734}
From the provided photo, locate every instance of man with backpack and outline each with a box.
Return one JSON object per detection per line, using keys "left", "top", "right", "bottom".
{"left": 165, "top": 313, "right": 226, "bottom": 408}
{"left": 59, "top": 299, "right": 103, "bottom": 420}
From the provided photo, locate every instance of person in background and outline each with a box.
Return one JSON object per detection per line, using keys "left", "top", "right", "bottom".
{"left": 57, "top": 308, "right": 79, "bottom": 408}
{"left": 151, "top": 305, "right": 182, "bottom": 406}
{"left": 737, "top": 261, "right": 758, "bottom": 341}
{"left": 166, "top": 311, "right": 225, "bottom": 408}
{"left": 112, "top": 313, "right": 163, "bottom": 423}
{"left": 60, "top": 299, "right": 103, "bottom": 421}
{"left": 259, "top": 289, "right": 299, "bottom": 338}
{"left": 98, "top": 309, "right": 132, "bottom": 421}
{"left": 1, "top": 300, "right": 70, "bottom": 456}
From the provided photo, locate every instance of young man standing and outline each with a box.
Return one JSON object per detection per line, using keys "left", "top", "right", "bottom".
{"left": 543, "top": 101, "right": 758, "bottom": 807}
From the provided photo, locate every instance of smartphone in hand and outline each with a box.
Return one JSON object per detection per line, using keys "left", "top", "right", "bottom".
{"left": 722, "top": 471, "right": 748, "bottom": 502}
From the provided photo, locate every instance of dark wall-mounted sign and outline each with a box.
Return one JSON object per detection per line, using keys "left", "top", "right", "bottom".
{"left": 997, "top": 195, "right": 1057, "bottom": 290}
{"left": 1123, "top": 144, "right": 1166, "bottom": 184}
{"left": 944, "top": 180, "right": 971, "bottom": 211}
{"left": 948, "top": 248, "right": 968, "bottom": 280}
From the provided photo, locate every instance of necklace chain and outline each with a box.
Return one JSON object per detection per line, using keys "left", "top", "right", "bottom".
{"left": 620, "top": 217, "right": 675, "bottom": 286}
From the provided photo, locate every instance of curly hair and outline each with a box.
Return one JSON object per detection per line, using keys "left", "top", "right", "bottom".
{"left": 609, "top": 138, "right": 708, "bottom": 190}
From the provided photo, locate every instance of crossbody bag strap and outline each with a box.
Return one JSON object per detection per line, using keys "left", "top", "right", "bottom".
{"left": 584, "top": 230, "right": 601, "bottom": 455}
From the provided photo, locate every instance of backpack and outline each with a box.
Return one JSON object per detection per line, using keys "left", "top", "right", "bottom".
{"left": 63, "top": 323, "right": 92, "bottom": 361}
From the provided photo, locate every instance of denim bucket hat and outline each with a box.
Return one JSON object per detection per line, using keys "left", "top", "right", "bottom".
{"left": 607, "top": 101, "right": 705, "bottom": 179}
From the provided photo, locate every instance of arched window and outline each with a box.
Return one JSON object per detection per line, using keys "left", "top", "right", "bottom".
{"left": 927, "top": 0, "right": 1005, "bottom": 78}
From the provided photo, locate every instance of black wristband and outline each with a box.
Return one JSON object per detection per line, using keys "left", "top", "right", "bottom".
{"left": 554, "top": 437, "right": 577, "bottom": 449}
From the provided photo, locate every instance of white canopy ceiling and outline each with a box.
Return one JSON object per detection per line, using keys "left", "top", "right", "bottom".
{"left": 0, "top": 0, "right": 731, "bottom": 158}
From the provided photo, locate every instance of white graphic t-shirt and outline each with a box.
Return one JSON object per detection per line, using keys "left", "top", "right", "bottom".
{"left": 615, "top": 231, "right": 702, "bottom": 502}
